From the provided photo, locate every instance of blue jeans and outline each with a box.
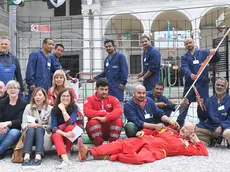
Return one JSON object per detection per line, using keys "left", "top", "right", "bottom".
{"left": 0, "top": 127, "right": 21, "bottom": 155}
{"left": 23, "top": 127, "right": 45, "bottom": 156}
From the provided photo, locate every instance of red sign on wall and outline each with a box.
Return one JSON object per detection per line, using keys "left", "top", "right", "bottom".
{"left": 31, "top": 24, "right": 51, "bottom": 32}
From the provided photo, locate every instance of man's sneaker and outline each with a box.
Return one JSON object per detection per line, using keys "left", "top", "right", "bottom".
{"left": 22, "top": 159, "right": 32, "bottom": 169}
{"left": 56, "top": 160, "right": 72, "bottom": 169}
{"left": 31, "top": 158, "right": 42, "bottom": 168}
{"left": 77, "top": 138, "right": 88, "bottom": 160}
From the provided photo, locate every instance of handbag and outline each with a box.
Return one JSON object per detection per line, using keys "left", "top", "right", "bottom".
{"left": 12, "top": 130, "right": 27, "bottom": 163}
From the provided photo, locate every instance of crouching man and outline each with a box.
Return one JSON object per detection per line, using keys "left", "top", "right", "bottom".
{"left": 84, "top": 79, "right": 123, "bottom": 146}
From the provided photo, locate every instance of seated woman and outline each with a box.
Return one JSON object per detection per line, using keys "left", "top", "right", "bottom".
{"left": 51, "top": 88, "right": 79, "bottom": 169}
{"left": 0, "top": 80, "right": 27, "bottom": 159}
{"left": 48, "top": 70, "right": 84, "bottom": 128}
{"left": 21, "top": 88, "right": 52, "bottom": 168}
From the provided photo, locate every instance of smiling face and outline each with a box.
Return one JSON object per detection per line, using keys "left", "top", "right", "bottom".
{"left": 104, "top": 42, "right": 115, "bottom": 55}
{"left": 215, "top": 79, "right": 227, "bottom": 96}
{"left": 54, "top": 45, "right": 64, "bottom": 58}
{"left": 141, "top": 38, "right": 151, "bottom": 50}
{"left": 60, "top": 90, "right": 71, "bottom": 106}
{"left": 134, "top": 85, "right": 146, "bottom": 103}
{"left": 54, "top": 74, "right": 65, "bottom": 87}
{"left": 0, "top": 39, "right": 10, "bottom": 54}
{"left": 0, "top": 81, "right": 6, "bottom": 98}
{"left": 154, "top": 84, "right": 164, "bottom": 98}
{"left": 6, "top": 81, "right": 20, "bottom": 99}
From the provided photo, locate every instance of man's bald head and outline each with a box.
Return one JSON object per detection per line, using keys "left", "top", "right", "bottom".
{"left": 133, "top": 85, "right": 146, "bottom": 103}
{"left": 180, "top": 122, "right": 196, "bottom": 138}
{"left": 184, "top": 37, "right": 194, "bottom": 51}
{"left": 0, "top": 81, "right": 6, "bottom": 98}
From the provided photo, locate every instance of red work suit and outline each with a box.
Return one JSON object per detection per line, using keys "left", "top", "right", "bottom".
{"left": 90, "top": 128, "right": 208, "bottom": 164}
{"left": 84, "top": 93, "right": 123, "bottom": 146}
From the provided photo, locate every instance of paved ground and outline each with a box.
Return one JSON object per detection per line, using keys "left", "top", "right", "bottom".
{"left": 0, "top": 146, "right": 229, "bottom": 172}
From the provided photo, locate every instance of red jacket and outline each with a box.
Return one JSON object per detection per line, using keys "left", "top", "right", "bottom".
{"left": 84, "top": 93, "right": 122, "bottom": 122}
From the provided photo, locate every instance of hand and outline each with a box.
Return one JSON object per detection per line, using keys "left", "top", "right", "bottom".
{"left": 210, "top": 49, "right": 216, "bottom": 56}
{"left": 189, "top": 133, "right": 200, "bottom": 143}
{"left": 0, "top": 127, "right": 7, "bottom": 134}
{"left": 154, "top": 123, "right": 165, "bottom": 131}
{"left": 28, "top": 122, "right": 40, "bottom": 128}
{"left": 0, "top": 122, "right": 7, "bottom": 129}
{"left": 64, "top": 131, "right": 75, "bottom": 138}
{"left": 155, "top": 102, "right": 167, "bottom": 108}
{"left": 170, "top": 121, "right": 180, "bottom": 130}
{"left": 215, "top": 126, "right": 222, "bottom": 134}
{"left": 191, "top": 74, "right": 197, "bottom": 80}
{"left": 180, "top": 98, "right": 189, "bottom": 107}
{"left": 137, "top": 73, "right": 143, "bottom": 79}
{"left": 92, "top": 117, "right": 107, "bottom": 123}
{"left": 138, "top": 77, "right": 144, "bottom": 82}
{"left": 119, "top": 84, "right": 125, "bottom": 91}
{"left": 58, "top": 103, "right": 66, "bottom": 112}
{"left": 29, "top": 85, "right": 36, "bottom": 91}
{"left": 136, "top": 131, "right": 145, "bottom": 138}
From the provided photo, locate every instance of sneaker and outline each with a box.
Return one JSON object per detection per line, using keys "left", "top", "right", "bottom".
{"left": 22, "top": 159, "right": 32, "bottom": 169}
{"left": 227, "top": 143, "right": 230, "bottom": 149}
{"left": 77, "top": 138, "right": 88, "bottom": 160}
{"left": 31, "top": 158, "right": 42, "bottom": 168}
{"left": 56, "top": 160, "right": 72, "bottom": 169}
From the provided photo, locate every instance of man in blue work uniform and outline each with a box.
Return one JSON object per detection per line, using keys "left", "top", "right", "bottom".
{"left": 196, "top": 78, "right": 230, "bottom": 148}
{"left": 177, "top": 37, "right": 221, "bottom": 127}
{"left": 94, "top": 40, "right": 128, "bottom": 102}
{"left": 146, "top": 82, "right": 189, "bottom": 123}
{"left": 26, "top": 38, "right": 54, "bottom": 99}
{"left": 124, "top": 85, "right": 179, "bottom": 138}
{"left": 137, "top": 35, "right": 161, "bottom": 91}
{"left": 0, "top": 36, "right": 24, "bottom": 92}
{"left": 49, "top": 43, "right": 64, "bottom": 78}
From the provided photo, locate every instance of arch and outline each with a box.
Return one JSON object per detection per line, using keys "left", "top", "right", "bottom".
{"left": 102, "top": 11, "right": 144, "bottom": 36}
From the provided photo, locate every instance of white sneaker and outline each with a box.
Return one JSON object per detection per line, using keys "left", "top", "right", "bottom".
{"left": 56, "top": 160, "right": 72, "bottom": 169}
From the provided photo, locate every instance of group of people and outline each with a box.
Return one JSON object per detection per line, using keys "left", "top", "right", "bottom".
{"left": 0, "top": 33, "right": 229, "bottom": 168}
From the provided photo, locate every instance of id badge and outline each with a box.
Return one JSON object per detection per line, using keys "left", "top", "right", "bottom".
{"left": 218, "top": 105, "right": 225, "bottom": 111}
{"left": 144, "top": 58, "right": 146, "bottom": 62}
{"left": 193, "top": 60, "right": 199, "bottom": 64}
{"left": 106, "top": 62, "right": 109, "bottom": 67}
{"left": 144, "top": 114, "right": 151, "bottom": 119}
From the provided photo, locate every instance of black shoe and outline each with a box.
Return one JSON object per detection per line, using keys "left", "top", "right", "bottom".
{"left": 32, "top": 158, "right": 42, "bottom": 167}
{"left": 227, "top": 143, "right": 230, "bottom": 149}
{"left": 216, "top": 137, "right": 223, "bottom": 145}
{"left": 22, "top": 159, "right": 32, "bottom": 169}
{"left": 208, "top": 138, "right": 217, "bottom": 147}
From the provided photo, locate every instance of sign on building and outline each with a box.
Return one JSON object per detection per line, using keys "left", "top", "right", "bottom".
{"left": 31, "top": 24, "right": 51, "bottom": 32}
{"left": 154, "top": 30, "right": 190, "bottom": 48}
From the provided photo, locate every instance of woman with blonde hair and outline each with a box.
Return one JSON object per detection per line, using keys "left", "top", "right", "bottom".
{"left": 48, "top": 69, "right": 84, "bottom": 128}
{"left": 0, "top": 80, "right": 27, "bottom": 159}
{"left": 21, "top": 87, "right": 52, "bottom": 168}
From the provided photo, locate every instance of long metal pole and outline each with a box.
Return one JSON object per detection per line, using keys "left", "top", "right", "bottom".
{"left": 172, "top": 28, "right": 230, "bottom": 116}
{"left": 9, "top": 4, "right": 17, "bottom": 56}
